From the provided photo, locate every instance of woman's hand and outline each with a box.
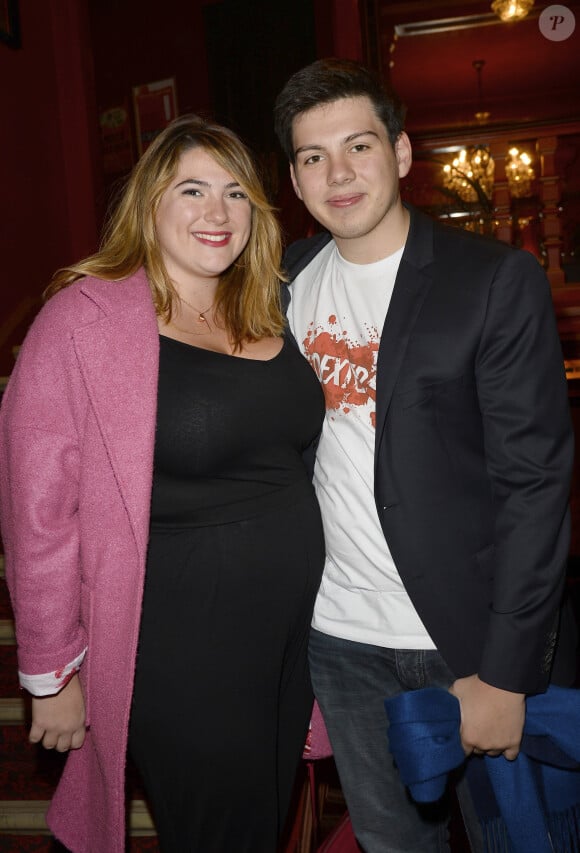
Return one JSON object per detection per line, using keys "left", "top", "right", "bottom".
{"left": 29, "top": 673, "right": 86, "bottom": 752}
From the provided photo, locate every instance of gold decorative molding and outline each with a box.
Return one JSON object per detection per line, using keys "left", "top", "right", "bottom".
{"left": 129, "top": 799, "right": 156, "bottom": 835}
{"left": 0, "top": 620, "right": 15, "bottom": 645}
{"left": 0, "top": 799, "right": 155, "bottom": 835}
{"left": 0, "top": 697, "right": 25, "bottom": 725}
{"left": 0, "top": 801, "right": 51, "bottom": 834}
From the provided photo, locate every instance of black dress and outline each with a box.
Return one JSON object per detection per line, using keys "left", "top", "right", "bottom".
{"left": 128, "top": 335, "right": 325, "bottom": 853}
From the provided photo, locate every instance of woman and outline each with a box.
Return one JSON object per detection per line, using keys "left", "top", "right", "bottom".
{"left": 0, "top": 115, "right": 325, "bottom": 852}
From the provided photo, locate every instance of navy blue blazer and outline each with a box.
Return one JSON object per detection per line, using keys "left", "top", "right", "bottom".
{"left": 283, "top": 205, "right": 577, "bottom": 694}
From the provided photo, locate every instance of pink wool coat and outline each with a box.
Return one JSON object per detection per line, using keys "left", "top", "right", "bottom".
{"left": 0, "top": 269, "right": 160, "bottom": 853}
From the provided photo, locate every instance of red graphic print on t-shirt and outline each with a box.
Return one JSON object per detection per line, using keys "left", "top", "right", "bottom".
{"left": 302, "top": 316, "right": 379, "bottom": 427}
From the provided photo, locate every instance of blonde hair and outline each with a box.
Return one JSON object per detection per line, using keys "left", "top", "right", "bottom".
{"left": 46, "top": 115, "right": 286, "bottom": 346}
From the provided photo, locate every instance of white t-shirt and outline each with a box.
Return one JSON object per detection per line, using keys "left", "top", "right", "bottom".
{"left": 288, "top": 240, "right": 435, "bottom": 650}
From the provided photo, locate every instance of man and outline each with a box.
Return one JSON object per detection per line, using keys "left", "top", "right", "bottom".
{"left": 274, "top": 59, "right": 577, "bottom": 852}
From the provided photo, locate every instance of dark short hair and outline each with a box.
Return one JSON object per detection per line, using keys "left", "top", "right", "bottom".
{"left": 274, "top": 58, "right": 406, "bottom": 163}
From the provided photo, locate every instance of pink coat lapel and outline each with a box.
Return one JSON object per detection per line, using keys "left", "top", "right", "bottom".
{"left": 72, "top": 270, "right": 159, "bottom": 560}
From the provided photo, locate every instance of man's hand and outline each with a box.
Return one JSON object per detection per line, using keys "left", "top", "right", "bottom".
{"left": 29, "top": 673, "right": 86, "bottom": 752}
{"left": 449, "top": 674, "right": 525, "bottom": 760}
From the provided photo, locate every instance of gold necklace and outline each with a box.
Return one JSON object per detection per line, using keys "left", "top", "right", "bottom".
{"left": 177, "top": 295, "right": 215, "bottom": 333}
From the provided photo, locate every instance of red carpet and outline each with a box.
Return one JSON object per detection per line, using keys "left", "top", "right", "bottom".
{"left": 0, "top": 646, "right": 19, "bottom": 696}
{"left": 0, "top": 726, "right": 65, "bottom": 798}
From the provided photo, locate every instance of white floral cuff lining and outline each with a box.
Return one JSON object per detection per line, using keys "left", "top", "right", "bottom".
{"left": 19, "top": 648, "right": 87, "bottom": 696}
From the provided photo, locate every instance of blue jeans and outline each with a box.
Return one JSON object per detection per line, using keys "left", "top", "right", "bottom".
{"left": 309, "top": 629, "right": 484, "bottom": 853}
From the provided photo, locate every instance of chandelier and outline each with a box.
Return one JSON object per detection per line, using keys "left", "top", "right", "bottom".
{"left": 441, "top": 143, "right": 535, "bottom": 207}
{"left": 491, "top": 0, "right": 534, "bottom": 22}
{"left": 506, "top": 146, "right": 535, "bottom": 197}
{"left": 440, "top": 60, "right": 534, "bottom": 206}
{"left": 442, "top": 146, "right": 495, "bottom": 204}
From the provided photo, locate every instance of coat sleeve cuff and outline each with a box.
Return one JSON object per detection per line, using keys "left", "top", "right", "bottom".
{"left": 19, "top": 648, "right": 87, "bottom": 696}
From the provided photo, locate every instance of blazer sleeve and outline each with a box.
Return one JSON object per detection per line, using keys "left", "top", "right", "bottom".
{"left": 0, "top": 293, "right": 89, "bottom": 683}
{"left": 475, "top": 248, "right": 574, "bottom": 693}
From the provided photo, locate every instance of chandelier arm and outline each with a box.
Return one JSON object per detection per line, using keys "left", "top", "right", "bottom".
{"left": 430, "top": 157, "right": 494, "bottom": 214}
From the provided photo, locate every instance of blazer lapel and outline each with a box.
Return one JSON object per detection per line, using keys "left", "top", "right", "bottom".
{"left": 72, "top": 273, "right": 159, "bottom": 560}
{"left": 283, "top": 231, "right": 332, "bottom": 281}
{"left": 374, "top": 209, "right": 435, "bottom": 457}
